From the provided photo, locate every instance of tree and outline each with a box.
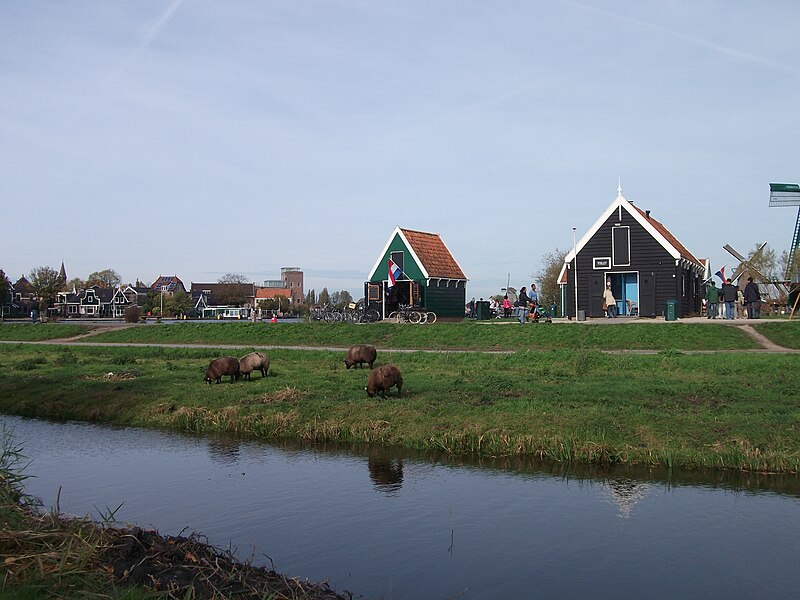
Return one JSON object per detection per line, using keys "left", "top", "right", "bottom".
{"left": 29, "top": 266, "right": 62, "bottom": 311}
{"left": 318, "top": 287, "right": 330, "bottom": 306}
{"left": 330, "top": 290, "right": 353, "bottom": 309}
{"left": 218, "top": 273, "right": 249, "bottom": 284}
{"left": 304, "top": 289, "right": 316, "bottom": 305}
{"left": 65, "top": 277, "right": 85, "bottom": 291}
{"left": 536, "top": 247, "right": 568, "bottom": 308}
{"left": 163, "top": 290, "right": 191, "bottom": 317}
{"left": 0, "top": 269, "right": 8, "bottom": 317}
{"left": 779, "top": 248, "right": 800, "bottom": 281}
{"left": 86, "top": 269, "right": 121, "bottom": 289}
{"left": 744, "top": 243, "right": 778, "bottom": 280}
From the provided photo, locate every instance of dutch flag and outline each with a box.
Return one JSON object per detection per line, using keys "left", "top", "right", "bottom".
{"left": 388, "top": 260, "right": 402, "bottom": 288}
{"left": 715, "top": 266, "right": 726, "bottom": 283}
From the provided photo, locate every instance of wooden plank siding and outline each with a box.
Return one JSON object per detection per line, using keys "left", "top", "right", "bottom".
{"left": 567, "top": 209, "right": 702, "bottom": 318}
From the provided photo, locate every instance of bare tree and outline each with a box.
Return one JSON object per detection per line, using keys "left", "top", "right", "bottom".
{"left": 535, "top": 247, "right": 568, "bottom": 308}
{"left": 218, "top": 273, "right": 250, "bottom": 284}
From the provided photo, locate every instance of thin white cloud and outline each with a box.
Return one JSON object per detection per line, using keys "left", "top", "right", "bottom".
{"left": 562, "top": 0, "right": 798, "bottom": 75}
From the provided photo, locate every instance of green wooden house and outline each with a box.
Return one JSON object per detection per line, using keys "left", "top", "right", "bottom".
{"left": 365, "top": 227, "right": 468, "bottom": 319}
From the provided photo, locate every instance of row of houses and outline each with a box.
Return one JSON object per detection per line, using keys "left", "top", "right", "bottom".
{"left": 1, "top": 268, "right": 305, "bottom": 319}
{"left": 4, "top": 188, "right": 716, "bottom": 321}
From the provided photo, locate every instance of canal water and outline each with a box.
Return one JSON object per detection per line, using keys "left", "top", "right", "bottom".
{"left": 2, "top": 415, "right": 798, "bottom": 599}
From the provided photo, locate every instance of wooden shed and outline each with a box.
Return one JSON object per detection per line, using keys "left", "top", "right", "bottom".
{"left": 366, "top": 227, "right": 468, "bottom": 319}
{"left": 558, "top": 187, "right": 705, "bottom": 318}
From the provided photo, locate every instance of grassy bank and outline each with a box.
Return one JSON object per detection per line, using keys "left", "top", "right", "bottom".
{"left": 753, "top": 321, "right": 800, "bottom": 349}
{"left": 83, "top": 320, "right": 761, "bottom": 351}
{"left": 0, "top": 429, "right": 351, "bottom": 599}
{"left": 1, "top": 344, "right": 798, "bottom": 473}
{"left": 0, "top": 322, "right": 89, "bottom": 341}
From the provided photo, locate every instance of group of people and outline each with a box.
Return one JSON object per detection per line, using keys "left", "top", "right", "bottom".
{"left": 705, "top": 276, "right": 762, "bottom": 320}
{"left": 510, "top": 284, "right": 551, "bottom": 323}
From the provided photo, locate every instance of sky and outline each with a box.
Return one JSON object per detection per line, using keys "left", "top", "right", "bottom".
{"left": 2, "top": 1, "right": 799, "bottom": 300}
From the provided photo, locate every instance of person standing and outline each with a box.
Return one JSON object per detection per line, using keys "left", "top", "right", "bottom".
{"left": 744, "top": 277, "right": 761, "bottom": 319}
{"left": 722, "top": 278, "right": 737, "bottom": 320}
{"left": 502, "top": 294, "right": 511, "bottom": 318}
{"left": 517, "top": 286, "right": 530, "bottom": 324}
{"left": 468, "top": 297, "right": 476, "bottom": 319}
{"left": 603, "top": 282, "right": 616, "bottom": 317}
{"left": 705, "top": 280, "right": 718, "bottom": 319}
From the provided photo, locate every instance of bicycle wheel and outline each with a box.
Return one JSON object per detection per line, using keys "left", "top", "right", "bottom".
{"left": 387, "top": 311, "right": 399, "bottom": 323}
{"left": 425, "top": 311, "right": 437, "bottom": 324}
{"left": 408, "top": 310, "right": 422, "bottom": 324}
{"left": 366, "top": 309, "right": 381, "bottom": 323}
{"left": 417, "top": 312, "right": 428, "bottom": 324}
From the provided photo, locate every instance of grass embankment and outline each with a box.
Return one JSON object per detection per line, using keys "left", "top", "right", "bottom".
{"left": 85, "top": 320, "right": 761, "bottom": 351}
{"left": 0, "top": 429, "right": 350, "bottom": 599}
{"left": 0, "top": 322, "right": 89, "bottom": 341}
{"left": 753, "top": 321, "right": 800, "bottom": 349}
{"left": 1, "top": 343, "right": 798, "bottom": 473}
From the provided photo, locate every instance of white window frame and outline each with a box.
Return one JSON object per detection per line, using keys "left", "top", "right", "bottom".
{"left": 612, "top": 226, "right": 631, "bottom": 267}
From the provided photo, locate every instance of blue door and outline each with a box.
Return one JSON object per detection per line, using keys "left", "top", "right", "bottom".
{"left": 608, "top": 273, "right": 639, "bottom": 316}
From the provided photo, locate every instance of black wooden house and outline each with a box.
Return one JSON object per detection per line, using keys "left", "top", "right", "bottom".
{"left": 558, "top": 188, "right": 704, "bottom": 318}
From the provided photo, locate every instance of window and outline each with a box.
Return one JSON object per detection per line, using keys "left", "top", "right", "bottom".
{"left": 390, "top": 251, "right": 404, "bottom": 275}
{"left": 612, "top": 226, "right": 630, "bottom": 266}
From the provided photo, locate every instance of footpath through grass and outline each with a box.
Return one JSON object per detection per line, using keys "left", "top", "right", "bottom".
{"left": 1, "top": 343, "right": 798, "bottom": 473}
{"left": 81, "top": 320, "right": 760, "bottom": 351}
{"left": 753, "top": 321, "right": 800, "bottom": 349}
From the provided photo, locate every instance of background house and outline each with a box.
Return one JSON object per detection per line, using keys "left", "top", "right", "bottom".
{"left": 256, "top": 267, "right": 304, "bottom": 307}
{"left": 559, "top": 187, "right": 704, "bottom": 318}
{"left": 366, "top": 227, "right": 468, "bottom": 319}
{"left": 190, "top": 282, "right": 255, "bottom": 319}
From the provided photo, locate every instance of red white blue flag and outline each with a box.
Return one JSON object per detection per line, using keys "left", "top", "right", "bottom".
{"left": 388, "top": 260, "right": 402, "bottom": 287}
{"left": 715, "top": 266, "right": 726, "bottom": 283}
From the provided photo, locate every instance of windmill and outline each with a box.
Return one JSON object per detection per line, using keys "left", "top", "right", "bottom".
{"left": 723, "top": 242, "right": 770, "bottom": 284}
{"left": 769, "top": 183, "right": 800, "bottom": 280}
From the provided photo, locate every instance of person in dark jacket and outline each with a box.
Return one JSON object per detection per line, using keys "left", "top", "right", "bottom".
{"left": 743, "top": 277, "right": 761, "bottom": 319}
{"left": 517, "top": 287, "right": 530, "bottom": 324}
{"left": 721, "top": 278, "right": 737, "bottom": 320}
{"left": 705, "top": 280, "right": 718, "bottom": 319}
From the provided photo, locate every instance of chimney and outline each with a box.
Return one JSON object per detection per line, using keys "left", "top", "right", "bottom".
{"left": 645, "top": 210, "right": 651, "bottom": 218}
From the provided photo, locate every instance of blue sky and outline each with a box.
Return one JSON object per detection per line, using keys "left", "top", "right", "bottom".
{"left": 2, "top": 1, "right": 799, "bottom": 300}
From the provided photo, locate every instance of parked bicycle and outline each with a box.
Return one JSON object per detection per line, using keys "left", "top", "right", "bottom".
{"left": 387, "top": 304, "right": 437, "bottom": 324}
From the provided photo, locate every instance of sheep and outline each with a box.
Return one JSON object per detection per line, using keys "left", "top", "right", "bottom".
{"left": 204, "top": 356, "right": 240, "bottom": 384}
{"left": 365, "top": 364, "right": 403, "bottom": 397}
{"left": 239, "top": 351, "right": 270, "bottom": 380}
{"left": 344, "top": 344, "right": 377, "bottom": 369}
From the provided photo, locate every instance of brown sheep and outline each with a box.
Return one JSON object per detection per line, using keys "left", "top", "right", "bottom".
{"left": 365, "top": 364, "right": 403, "bottom": 397}
{"left": 239, "top": 351, "right": 270, "bottom": 380}
{"left": 344, "top": 344, "right": 377, "bottom": 369}
{"left": 204, "top": 356, "right": 240, "bottom": 384}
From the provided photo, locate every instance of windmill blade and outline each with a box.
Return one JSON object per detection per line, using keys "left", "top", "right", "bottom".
{"left": 723, "top": 244, "right": 747, "bottom": 262}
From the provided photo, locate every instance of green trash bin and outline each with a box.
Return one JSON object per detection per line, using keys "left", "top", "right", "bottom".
{"left": 664, "top": 300, "right": 678, "bottom": 321}
{"left": 476, "top": 300, "right": 491, "bottom": 320}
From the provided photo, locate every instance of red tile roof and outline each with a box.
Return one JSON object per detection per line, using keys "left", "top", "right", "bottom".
{"left": 400, "top": 228, "right": 467, "bottom": 279}
{"left": 631, "top": 205, "right": 702, "bottom": 266}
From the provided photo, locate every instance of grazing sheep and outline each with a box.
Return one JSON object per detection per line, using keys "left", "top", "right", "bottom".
{"left": 366, "top": 364, "right": 403, "bottom": 397}
{"left": 239, "top": 351, "right": 270, "bottom": 380}
{"left": 344, "top": 344, "right": 377, "bottom": 369}
{"left": 204, "top": 356, "right": 240, "bottom": 384}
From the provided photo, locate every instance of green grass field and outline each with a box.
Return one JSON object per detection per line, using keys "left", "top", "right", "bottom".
{"left": 1, "top": 343, "right": 797, "bottom": 472}
{"left": 75, "top": 320, "right": 763, "bottom": 351}
{"left": 0, "top": 323, "right": 88, "bottom": 341}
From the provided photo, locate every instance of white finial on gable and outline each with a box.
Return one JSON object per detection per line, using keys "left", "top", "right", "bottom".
{"left": 617, "top": 178, "right": 623, "bottom": 198}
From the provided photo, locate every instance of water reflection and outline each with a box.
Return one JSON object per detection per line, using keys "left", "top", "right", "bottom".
{"left": 367, "top": 455, "right": 404, "bottom": 494}
{"left": 4, "top": 416, "right": 800, "bottom": 600}
{"left": 601, "top": 478, "right": 651, "bottom": 519}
